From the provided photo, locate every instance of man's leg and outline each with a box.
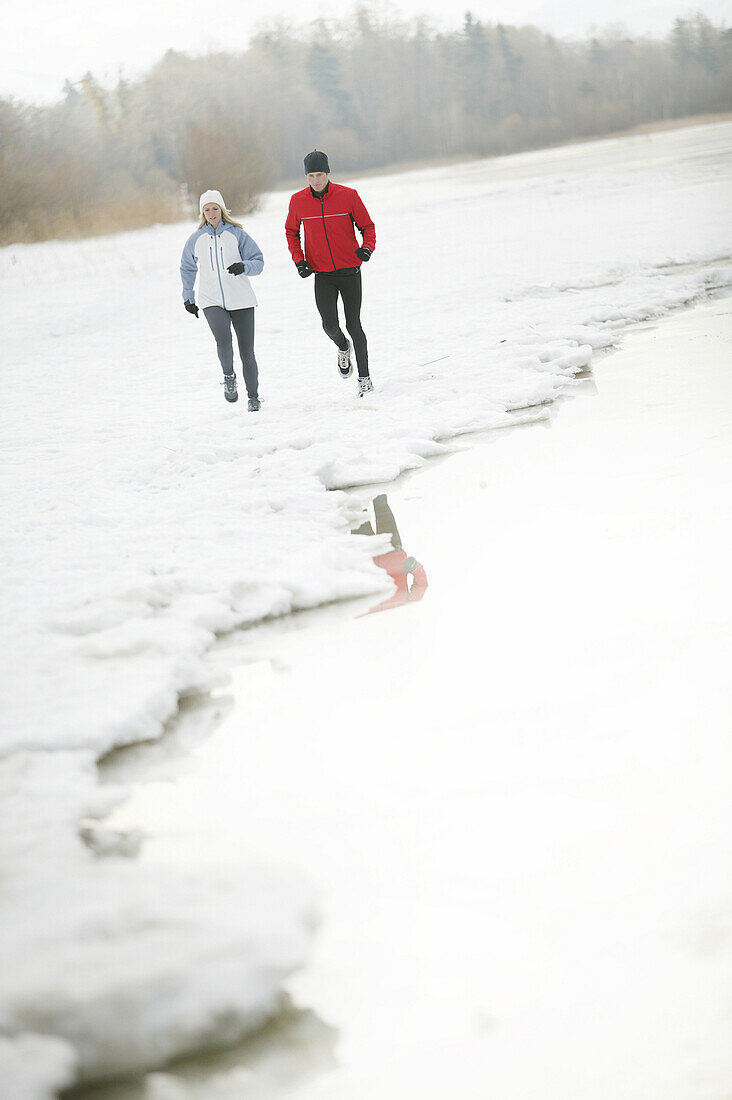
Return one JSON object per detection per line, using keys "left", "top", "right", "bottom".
{"left": 339, "top": 271, "right": 369, "bottom": 379}
{"left": 372, "top": 494, "right": 402, "bottom": 550}
{"left": 230, "top": 307, "right": 259, "bottom": 399}
{"left": 202, "top": 306, "right": 234, "bottom": 375}
{"left": 314, "top": 274, "right": 349, "bottom": 352}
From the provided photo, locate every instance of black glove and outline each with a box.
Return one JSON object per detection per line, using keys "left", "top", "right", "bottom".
{"left": 355, "top": 246, "right": 372, "bottom": 262}
{"left": 184, "top": 300, "right": 199, "bottom": 317}
{"left": 296, "top": 260, "right": 314, "bottom": 278}
{"left": 227, "top": 261, "right": 245, "bottom": 275}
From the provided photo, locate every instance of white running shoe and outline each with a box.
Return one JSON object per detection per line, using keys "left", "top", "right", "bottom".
{"left": 357, "top": 376, "right": 374, "bottom": 397}
{"left": 337, "top": 341, "right": 353, "bottom": 378}
{"left": 222, "top": 373, "right": 238, "bottom": 402}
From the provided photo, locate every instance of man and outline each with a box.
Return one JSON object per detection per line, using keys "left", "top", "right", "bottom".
{"left": 352, "top": 494, "right": 428, "bottom": 615}
{"left": 286, "top": 150, "right": 376, "bottom": 396}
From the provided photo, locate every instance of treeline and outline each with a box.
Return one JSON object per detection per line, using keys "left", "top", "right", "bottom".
{"left": 1, "top": 10, "right": 730, "bottom": 244}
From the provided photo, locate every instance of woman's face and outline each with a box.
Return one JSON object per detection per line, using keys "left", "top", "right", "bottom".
{"left": 203, "top": 203, "right": 222, "bottom": 227}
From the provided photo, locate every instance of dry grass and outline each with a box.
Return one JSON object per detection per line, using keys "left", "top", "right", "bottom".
{"left": 3, "top": 193, "right": 187, "bottom": 246}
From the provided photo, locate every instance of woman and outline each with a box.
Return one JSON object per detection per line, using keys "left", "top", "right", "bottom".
{"left": 180, "top": 189, "right": 264, "bottom": 410}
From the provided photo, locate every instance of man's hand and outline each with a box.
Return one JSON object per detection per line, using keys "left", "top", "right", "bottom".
{"left": 297, "top": 260, "right": 314, "bottom": 278}
{"left": 184, "top": 301, "right": 199, "bottom": 317}
{"left": 227, "top": 262, "right": 245, "bottom": 275}
{"left": 355, "top": 246, "right": 372, "bottom": 262}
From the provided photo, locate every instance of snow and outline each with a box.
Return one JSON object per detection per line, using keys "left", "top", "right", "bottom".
{"left": 1, "top": 120, "right": 731, "bottom": 1094}
{"left": 0, "top": 748, "right": 317, "bottom": 1088}
{"left": 0, "top": 1033, "right": 77, "bottom": 1100}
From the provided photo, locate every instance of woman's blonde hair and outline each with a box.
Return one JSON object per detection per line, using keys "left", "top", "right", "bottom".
{"left": 198, "top": 206, "right": 243, "bottom": 230}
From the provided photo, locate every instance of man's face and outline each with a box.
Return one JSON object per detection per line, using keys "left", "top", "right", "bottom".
{"left": 307, "top": 172, "right": 329, "bottom": 194}
{"left": 203, "top": 203, "right": 222, "bottom": 227}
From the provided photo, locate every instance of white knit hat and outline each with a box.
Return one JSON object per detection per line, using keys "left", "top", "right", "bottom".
{"left": 199, "top": 189, "right": 227, "bottom": 214}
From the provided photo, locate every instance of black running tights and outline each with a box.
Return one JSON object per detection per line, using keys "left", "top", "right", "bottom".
{"left": 314, "top": 270, "right": 369, "bottom": 378}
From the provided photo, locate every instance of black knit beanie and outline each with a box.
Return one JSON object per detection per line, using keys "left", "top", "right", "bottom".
{"left": 304, "top": 150, "right": 330, "bottom": 174}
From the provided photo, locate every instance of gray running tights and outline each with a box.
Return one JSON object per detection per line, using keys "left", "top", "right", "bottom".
{"left": 203, "top": 306, "right": 258, "bottom": 398}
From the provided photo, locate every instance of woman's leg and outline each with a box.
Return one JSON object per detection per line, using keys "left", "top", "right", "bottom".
{"left": 202, "top": 306, "right": 234, "bottom": 375}
{"left": 230, "top": 307, "right": 259, "bottom": 399}
{"left": 314, "top": 274, "right": 349, "bottom": 352}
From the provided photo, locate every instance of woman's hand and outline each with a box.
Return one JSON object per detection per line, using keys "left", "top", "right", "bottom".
{"left": 184, "top": 301, "right": 199, "bottom": 317}
{"left": 227, "top": 262, "right": 245, "bottom": 275}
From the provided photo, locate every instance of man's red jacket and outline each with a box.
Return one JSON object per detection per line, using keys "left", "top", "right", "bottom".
{"left": 285, "top": 182, "right": 376, "bottom": 273}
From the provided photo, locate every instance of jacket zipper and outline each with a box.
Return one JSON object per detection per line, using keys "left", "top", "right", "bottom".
{"left": 319, "top": 196, "right": 337, "bottom": 271}
{"left": 212, "top": 227, "right": 226, "bottom": 308}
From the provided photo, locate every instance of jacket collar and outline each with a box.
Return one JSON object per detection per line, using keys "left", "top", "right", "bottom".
{"left": 309, "top": 181, "right": 330, "bottom": 200}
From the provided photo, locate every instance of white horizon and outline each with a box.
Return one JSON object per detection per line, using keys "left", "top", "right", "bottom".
{"left": 2, "top": 0, "right": 730, "bottom": 105}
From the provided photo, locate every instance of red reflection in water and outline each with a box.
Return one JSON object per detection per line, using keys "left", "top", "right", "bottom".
{"left": 366, "top": 549, "right": 428, "bottom": 615}
{"left": 352, "top": 494, "right": 428, "bottom": 616}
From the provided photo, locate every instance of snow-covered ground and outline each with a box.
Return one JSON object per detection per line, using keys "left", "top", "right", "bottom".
{"left": 1, "top": 121, "right": 731, "bottom": 1096}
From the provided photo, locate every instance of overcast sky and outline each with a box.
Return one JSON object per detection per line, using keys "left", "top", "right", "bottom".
{"left": 2, "top": 0, "right": 730, "bottom": 104}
